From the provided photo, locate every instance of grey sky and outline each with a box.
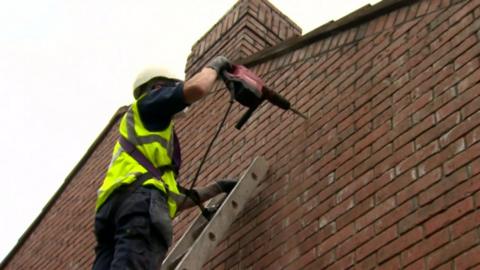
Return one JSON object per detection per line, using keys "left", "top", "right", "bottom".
{"left": 0, "top": 0, "right": 380, "bottom": 261}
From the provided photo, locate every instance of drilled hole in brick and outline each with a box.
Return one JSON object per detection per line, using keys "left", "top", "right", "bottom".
{"left": 252, "top": 172, "right": 257, "bottom": 180}
{"left": 208, "top": 232, "right": 216, "bottom": 241}
{"left": 231, "top": 200, "right": 238, "bottom": 209}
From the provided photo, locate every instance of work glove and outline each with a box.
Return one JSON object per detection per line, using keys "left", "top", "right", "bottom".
{"left": 215, "top": 179, "right": 237, "bottom": 193}
{"left": 207, "top": 56, "right": 232, "bottom": 74}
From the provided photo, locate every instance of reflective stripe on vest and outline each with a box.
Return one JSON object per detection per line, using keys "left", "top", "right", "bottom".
{"left": 125, "top": 108, "right": 175, "bottom": 159}
{"left": 96, "top": 101, "right": 180, "bottom": 218}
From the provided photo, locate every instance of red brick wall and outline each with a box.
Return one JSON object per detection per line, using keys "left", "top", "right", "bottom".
{"left": 3, "top": 0, "right": 480, "bottom": 269}
{"left": 174, "top": 0, "right": 480, "bottom": 269}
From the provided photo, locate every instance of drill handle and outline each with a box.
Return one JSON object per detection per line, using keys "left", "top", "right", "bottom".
{"left": 236, "top": 105, "right": 258, "bottom": 130}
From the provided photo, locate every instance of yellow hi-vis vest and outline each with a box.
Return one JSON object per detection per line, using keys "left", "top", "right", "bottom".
{"left": 95, "top": 101, "right": 180, "bottom": 218}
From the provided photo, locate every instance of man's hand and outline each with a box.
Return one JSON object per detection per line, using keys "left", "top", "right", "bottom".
{"left": 175, "top": 180, "right": 238, "bottom": 212}
{"left": 215, "top": 180, "right": 237, "bottom": 193}
{"left": 206, "top": 56, "right": 232, "bottom": 74}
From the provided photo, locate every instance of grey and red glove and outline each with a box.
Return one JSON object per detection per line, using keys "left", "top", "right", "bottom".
{"left": 207, "top": 56, "right": 232, "bottom": 74}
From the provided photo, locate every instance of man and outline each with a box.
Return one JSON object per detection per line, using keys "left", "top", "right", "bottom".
{"left": 92, "top": 56, "right": 236, "bottom": 270}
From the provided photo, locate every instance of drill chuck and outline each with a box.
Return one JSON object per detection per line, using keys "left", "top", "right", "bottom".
{"left": 263, "top": 87, "right": 308, "bottom": 119}
{"left": 263, "top": 87, "right": 291, "bottom": 110}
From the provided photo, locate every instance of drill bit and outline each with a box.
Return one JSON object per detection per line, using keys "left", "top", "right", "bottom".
{"left": 290, "top": 107, "right": 308, "bottom": 120}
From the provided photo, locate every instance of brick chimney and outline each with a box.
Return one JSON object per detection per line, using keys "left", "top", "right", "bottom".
{"left": 185, "top": 0, "right": 302, "bottom": 78}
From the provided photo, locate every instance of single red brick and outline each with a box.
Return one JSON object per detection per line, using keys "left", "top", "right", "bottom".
{"left": 402, "top": 227, "right": 449, "bottom": 267}
{"left": 354, "top": 122, "right": 391, "bottom": 153}
{"left": 404, "top": 258, "right": 426, "bottom": 270}
{"left": 441, "top": 111, "right": 480, "bottom": 148}
{"left": 399, "top": 196, "right": 446, "bottom": 234}
{"left": 416, "top": 112, "right": 461, "bottom": 149}
{"left": 378, "top": 226, "right": 423, "bottom": 263}
{"left": 394, "top": 92, "right": 412, "bottom": 112}
{"left": 316, "top": 224, "right": 355, "bottom": 255}
{"left": 431, "top": 12, "right": 473, "bottom": 51}
{"left": 337, "top": 170, "right": 374, "bottom": 203}
{"left": 375, "top": 200, "right": 415, "bottom": 233}
{"left": 432, "top": 72, "right": 456, "bottom": 99}
{"left": 356, "top": 197, "right": 396, "bottom": 230}
{"left": 408, "top": 1, "right": 422, "bottom": 19}
{"left": 437, "top": 86, "right": 478, "bottom": 123}
{"left": 376, "top": 168, "right": 416, "bottom": 203}
{"left": 476, "top": 189, "right": 480, "bottom": 208}
{"left": 254, "top": 244, "right": 282, "bottom": 270}
{"left": 336, "top": 147, "right": 354, "bottom": 168}
{"left": 454, "top": 244, "right": 480, "bottom": 270}
{"left": 373, "top": 13, "right": 389, "bottom": 33}
{"left": 319, "top": 196, "right": 355, "bottom": 229}
{"left": 355, "top": 253, "right": 377, "bottom": 270}
{"left": 379, "top": 255, "right": 401, "bottom": 269}
{"left": 424, "top": 196, "right": 474, "bottom": 236}
{"left": 393, "top": 91, "right": 433, "bottom": 126}
{"left": 337, "top": 197, "right": 375, "bottom": 230}
{"left": 445, "top": 172, "right": 480, "bottom": 206}
{"left": 449, "top": 0, "right": 480, "bottom": 25}
{"left": 355, "top": 169, "right": 395, "bottom": 203}
{"left": 356, "top": 226, "right": 397, "bottom": 260}
{"left": 466, "top": 125, "right": 480, "bottom": 147}
{"left": 433, "top": 32, "right": 477, "bottom": 73}
{"left": 277, "top": 247, "right": 301, "bottom": 268}
{"left": 395, "top": 6, "right": 409, "bottom": 25}
{"left": 391, "top": 117, "right": 412, "bottom": 140}
{"left": 427, "top": 229, "right": 479, "bottom": 269}
{"left": 394, "top": 114, "right": 436, "bottom": 150}
{"left": 436, "top": 262, "right": 454, "bottom": 270}
{"left": 304, "top": 249, "right": 335, "bottom": 270}
{"left": 328, "top": 253, "right": 355, "bottom": 270}
{"left": 396, "top": 141, "right": 440, "bottom": 175}
{"left": 375, "top": 142, "right": 415, "bottom": 177}
{"left": 462, "top": 95, "right": 480, "bottom": 120}
{"left": 213, "top": 262, "right": 225, "bottom": 270}
{"left": 298, "top": 223, "right": 335, "bottom": 255}
{"left": 444, "top": 142, "right": 480, "bottom": 175}
{"left": 354, "top": 144, "right": 393, "bottom": 178}
{"left": 336, "top": 146, "right": 371, "bottom": 178}
{"left": 455, "top": 39, "right": 480, "bottom": 71}
{"left": 337, "top": 224, "right": 375, "bottom": 258}
{"left": 459, "top": 68, "right": 480, "bottom": 92}
{"left": 384, "top": 10, "right": 397, "bottom": 29}
{"left": 397, "top": 167, "right": 442, "bottom": 205}
{"left": 416, "top": 0, "right": 430, "bottom": 17}
{"left": 283, "top": 248, "right": 316, "bottom": 270}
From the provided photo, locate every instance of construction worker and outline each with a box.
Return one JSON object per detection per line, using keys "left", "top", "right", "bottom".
{"left": 92, "top": 56, "right": 236, "bottom": 270}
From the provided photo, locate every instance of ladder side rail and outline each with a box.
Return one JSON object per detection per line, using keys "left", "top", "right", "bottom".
{"left": 161, "top": 197, "right": 224, "bottom": 270}
{"left": 174, "top": 157, "right": 268, "bottom": 270}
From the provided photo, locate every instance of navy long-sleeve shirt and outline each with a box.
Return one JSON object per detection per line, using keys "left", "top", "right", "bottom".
{"left": 137, "top": 82, "right": 189, "bottom": 174}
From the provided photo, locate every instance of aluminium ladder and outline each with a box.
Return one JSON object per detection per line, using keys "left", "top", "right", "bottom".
{"left": 161, "top": 156, "right": 269, "bottom": 270}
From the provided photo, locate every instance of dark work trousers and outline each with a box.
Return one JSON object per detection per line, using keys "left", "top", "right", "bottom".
{"left": 92, "top": 186, "right": 173, "bottom": 270}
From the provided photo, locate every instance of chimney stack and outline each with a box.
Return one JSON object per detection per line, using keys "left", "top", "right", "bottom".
{"left": 185, "top": 0, "right": 301, "bottom": 78}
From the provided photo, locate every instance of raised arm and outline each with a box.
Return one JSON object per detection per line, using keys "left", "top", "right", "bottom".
{"left": 182, "top": 56, "right": 231, "bottom": 104}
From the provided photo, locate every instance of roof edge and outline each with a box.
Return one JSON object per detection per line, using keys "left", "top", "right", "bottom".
{"left": 0, "top": 106, "right": 129, "bottom": 269}
{"left": 239, "top": 0, "right": 420, "bottom": 66}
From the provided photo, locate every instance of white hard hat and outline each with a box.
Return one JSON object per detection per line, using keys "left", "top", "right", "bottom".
{"left": 133, "top": 66, "right": 179, "bottom": 99}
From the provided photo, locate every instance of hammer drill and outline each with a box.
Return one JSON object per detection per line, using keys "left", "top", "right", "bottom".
{"left": 222, "top": 64, "right": 308, "bottom": 129}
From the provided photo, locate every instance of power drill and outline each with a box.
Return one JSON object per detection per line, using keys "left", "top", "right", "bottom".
{"left": 222, "top": 64, "right": 308, "bottom": 129}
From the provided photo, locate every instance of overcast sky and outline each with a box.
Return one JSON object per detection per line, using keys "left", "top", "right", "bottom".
{"left": 0, "top": 0, "right": 381, "bottom": 262}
